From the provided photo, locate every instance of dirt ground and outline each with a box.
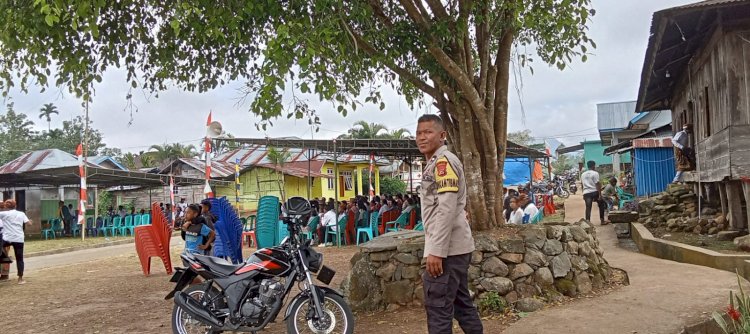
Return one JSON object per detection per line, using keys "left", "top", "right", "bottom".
{"left": 648, "top": 226, "right": 746, "bottom": 254}
{"left": 0, "top": 244, "right": 624, "bottom": 334}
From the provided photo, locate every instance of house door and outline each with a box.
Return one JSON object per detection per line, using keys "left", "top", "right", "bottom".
{"left": 15, "top": 190, "right": 26, "bottom": 212}
{"left": 339, "top": 176, "right": 346, "bottom": 198}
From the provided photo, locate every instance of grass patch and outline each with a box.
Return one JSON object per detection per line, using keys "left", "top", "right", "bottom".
{"left": 648, "top": 227, "right": 745, "bottom": 254}
{"left": 23, "top": 235, "right": 134, "bottom": 254}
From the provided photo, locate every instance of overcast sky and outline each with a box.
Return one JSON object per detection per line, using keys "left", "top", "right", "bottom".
{"left": 5, "top": 0, "right": 691, "bottom": 153}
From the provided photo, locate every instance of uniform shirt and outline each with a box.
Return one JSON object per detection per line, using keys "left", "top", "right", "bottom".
{"left": 419, "top": 145, "right": 475, "bottom": 258}
{"left": 581, "top": 170, "right": 600, "bottom": 194}
{"left": 184, "top": 223, "right": 212, "bottom": 255}
{"left": 0, "top": 210, "right": 31, "bottom": 243}
{"left": 672, "top": 130, "right": 688, "bottom": 150}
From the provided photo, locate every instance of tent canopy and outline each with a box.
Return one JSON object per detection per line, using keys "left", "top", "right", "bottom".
{"left": 0, "top": 166, "right": 230, "bottom": 188}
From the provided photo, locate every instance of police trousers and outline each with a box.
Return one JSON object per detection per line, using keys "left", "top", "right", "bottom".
{"left": 423, "top": 253, "right": 483, "bottom": 334}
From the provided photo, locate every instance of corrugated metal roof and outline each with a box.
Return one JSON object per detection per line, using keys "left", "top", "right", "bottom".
{"left": 256, "top": 161, "right": 330, "bottom": 178}
{"left": 87, "top": 156, "right": 128, "bottom": 171}
{"left": 597, "top": 101, "right": 638, "bottom": 131}
{"left": 0, "top": 149, "right": 99, "bottom": 174}
{"left": 215, "top": 145, "right": 391, "bottom": 166}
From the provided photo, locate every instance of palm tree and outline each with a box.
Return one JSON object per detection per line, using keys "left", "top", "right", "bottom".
{"left": 171, "top": 143, "right": 198, "bottom": 159}
{"left": 120, "top": 152, "right": 137, "bottom": 170}
{"left": 148, "top": 144, "right": 172, "bottom": 162}
{"left": 381, "top": 128, "right": 412, "bottom": 139}
{"left": 266, "top": 146, "right": 292, "bottom": 201}
{"left": 149, "top": 143, "right": 198, "bottom": 163}
{"left": 338, "top": 121, "right": 389, "bottom": 139}
{"left": 38, "top": 103, "right": 59, "bottom": 131}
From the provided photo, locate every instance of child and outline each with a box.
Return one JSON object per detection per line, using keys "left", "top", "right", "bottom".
{"left": 180, "top": 204, "right": 215, "bottom": 255}
{"left": 507, "top": 198, "right": 524, "bottom": 225}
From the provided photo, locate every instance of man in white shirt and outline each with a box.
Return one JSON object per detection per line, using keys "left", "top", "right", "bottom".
{"left": 581, "top": 160, "right": 607, "bottom": 225}
{"left": 672, "top": 124, "right": 694, "bottom": 183}
{"left": 0, "top": 199, "right": 31, "bottom": 284}
{"left": 318, "top": 202, "right": 338, "bottom": 247}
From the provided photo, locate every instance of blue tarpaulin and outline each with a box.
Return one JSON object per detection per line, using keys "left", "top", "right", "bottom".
{"left": 504, "top": 158, "right": 532, "bottom": 186}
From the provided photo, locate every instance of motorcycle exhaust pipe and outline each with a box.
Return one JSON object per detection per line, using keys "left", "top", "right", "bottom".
{"left": 174, "top": 292, "right": 224, "bottom": 328}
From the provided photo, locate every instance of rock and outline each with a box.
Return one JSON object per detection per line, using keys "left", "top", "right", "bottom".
{"left": 504, "top": 291, "right": 519, "bottom": 304}
{"left": 578, "top": 242, "right": 593, "bottom": 257}
{"left": 369, "top": 251, "right": 394, "bottom": 262}
{"left": 702, "top": 207, "right": 718, "bottom": 215}
{"left": 699, "top": 218, "right": 709, "bottom": 226}
{"left": 469, "top": 265, "right": 481, "bottom": 281}
{"left": 394, "top": 253, "right": 420, "bottom": 265}
{"left": 474, "top": 234, "right": 500, "bottom": 252}
{"left": 578, "top": 220, "right": 593, "bottom": 232}
{"left": 524, "top": 247, "right": 549, "bottom": 269}
{"left": 654, "top": 204, "right": 678, "bottom": 212}
{"left": 546, "top": 226, "right": 563, "bottom": 240}
{"left": 394, "top": 265, "right": 403, "bottom": 281}
{"left": 498, "top": 238, "right": 526, "bottom": 253}
{"left": 568, "top": 226, "right": 588, "bottom": 243}
{"left": 638, "top": 199, "right": 655, "bottom": 215}
{"left": 515, "top": 283, "right": 539, "bottom": 299}
{"left": 482, "top": 257, "right": 510, "bottom": 277}
{"left": 735, "top": 235, "right": 750, "bottom": 251}
{"left": 345, "top": 256, "right": 383, "bottom": 311}
{"left": 396, "top": 240, "right": 424, "bottom": 253}
{"left": 554, "top": 278, "right": 577, "bottom": 297}
{"left": 570, "top": 256, "right": 590, "bottom": 271}
{"left": 550, "top": 252, "right": 572, "bottom": 278}
{"left": 534, "top": 267, "right": 554, "bottom": 286}
{"left": 520, "top": 227, "right": 548, "bottom": 249}
{"left": 402, "top": 266, "right": 420, "bottom": 279}
{"left": 565, "top": 241, "right": 579, "bottom": 255}
{"left": 471, "top": 251, "right": 483, "bottom": 265}
{"left": 718, "top": 231, "right": 741, "bottom": 241}
{"left": 383, "top": 280, "right": 414, "bottom": 305}
{"left": 542, "top": 239, "right": 564, "bottom": 256}
{"left": 574, "top": 273, "right": 593, "bottom": 294}
{"left": 376, "top": 262, "right": 397, "bottom": 280}
{"left": 693, "top": 225, "right": 702, "bottom": 234}
{"left": 666, "top": 218, "right": 678, "bottom": 228}
{"left": 509, "top": 263, "right": 535, "bottom": 280}
{"left": 716, "top": 215, "right": 727, "bottom": 226}
{"left": 499, "top": 253, "right": 524, "bottom": 264}
{"left": 480, "top": 277, "right": 514, "bottom": 295}
{"left": 608, "top": 211, "right": 639, "bottom": 223}
{"left": 515, "top": 298, "right": 544, "bottom": 312}
{"left": 708, "top": 227, "right": 719, "bottom": 235}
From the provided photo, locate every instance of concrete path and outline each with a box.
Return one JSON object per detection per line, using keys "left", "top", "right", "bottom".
{"left": 24, "top": 236, "right": 183, "bottom": 271}
{"left": 505, "top": 194, "right": 739, "bottom": 334}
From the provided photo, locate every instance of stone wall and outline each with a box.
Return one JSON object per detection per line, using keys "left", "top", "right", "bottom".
{"left": 341, "top": 220, "right": 611, "bottom": 312}
{"left": 638, "top": 184, "right": 728, "bottom": 236}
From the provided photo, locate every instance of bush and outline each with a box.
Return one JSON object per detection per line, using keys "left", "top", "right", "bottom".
{"left": 478, "top": 291, "right": 508, "bottom": 315}
{"left": 713, "top": 271, "right": 750, "bottom": 333}
{"left": 380, "top": 175, "right": 406, "bottom": 195}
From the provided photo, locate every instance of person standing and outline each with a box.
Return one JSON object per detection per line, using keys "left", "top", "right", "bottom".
{"left": 180, "top": 204, "right": 215, "bottom": 255}
{"left": 581, "top": 160, "right": 607, "bottom": 225}
{"left": 0, "top": 200, "right": 32, "bottom": 284}
{"left": 672, "top": 124, "right": 694, "bottom": 183}
{"left": 416, "top": 114, "right": 483, "bottom": 334}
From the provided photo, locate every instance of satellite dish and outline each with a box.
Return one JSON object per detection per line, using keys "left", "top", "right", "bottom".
{"left": 207, "top": 121, "right": 223, "bottom": 138}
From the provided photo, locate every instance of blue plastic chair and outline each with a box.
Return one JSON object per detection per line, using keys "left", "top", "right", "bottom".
{"left": 85, "top": 217, "right": 96, "bottom": 237}
{"left": 41, "top": 219, "right": 57, "bottom": 240}
{"left": 304, "top": 215, "right": 320, "bottom": 242}
{"left": 98, "top": 217, "right": 111, "bottom": 237}
{"left": 414, "top": 221, "right": 424, "bottom": 231}
{"left": 325, "top": 215, "right": 348, "bottom": 247}
{"left": 385, "top": 212, "right": 410, "bottom": 233}
{"left": 142, "top": 214, "right": 151, "bottom": 225}
{"left": 530, "top": 210, "right": 544, "bottom": 224}
{"left": 70, "top": 218, "right": 81, "bottom": 237}
{"left": 54, "top": 218, "right": 65, "bottom": 237}
{"left": 133, "top": 215, "right": 142, "bottom": 226}
{"left": 357, "top": 212, "right": 380, "bottom": 245}
{"left": 255, "top": 196, "right": 280, "bottom": 249}
{"left": 121, "top": 215, "right": 135, "bottom": 236}
{"left": 110, "top": 216, "right": 122, "bottom": 236}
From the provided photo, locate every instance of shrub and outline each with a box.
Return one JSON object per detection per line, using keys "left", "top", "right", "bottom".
{"left": 478, "top": 291, "right": 507, "bottom": 315}
{"left": 713, "top": 271, "right": 750, "bottom": 333}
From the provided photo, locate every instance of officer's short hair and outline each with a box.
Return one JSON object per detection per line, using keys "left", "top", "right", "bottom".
{"left": 587, "top": 160, "right": 596, "bottom": 169}
{"left": 418, "top": 114, "right": 444, "bottom": 130}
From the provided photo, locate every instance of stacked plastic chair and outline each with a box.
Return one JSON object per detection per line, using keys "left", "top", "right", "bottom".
{"left": 134, "top": 203, "right": 173, "bottom": 276}
{"left": 208, "top": 197, "right": 244, "bottom": 264}
{"left": 255, "top": 196, "right": 280, "bottom": 249}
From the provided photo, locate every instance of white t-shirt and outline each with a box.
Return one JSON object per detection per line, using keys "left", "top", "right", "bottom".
{"left": 0, "top": 210, "right": 31, "bottom": 243}
{"left": 524, "top": 203, "right": 539, "bottom": 218}
{"left": 322, "top": 210, "right": 338, "bottom": 231}
{"left": 508, "top": 208, "right": 524, "bottom": 225}
{"left": 581, "top": 170, "right": 600, "bottom": 194}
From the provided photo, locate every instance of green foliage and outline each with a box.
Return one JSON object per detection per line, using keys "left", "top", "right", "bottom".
{"left": 508, "top": 130, "right": 533, "bottom": 146}
{"left": 148, "top": 143, "right": 198, "bottom": 163}
{"left": 380, "top": 175, "right": 406, "bottom": 195}
{"left": 552, "top": 153, "right": 574, "bottom": 175}
{"left": 338, "top": 121, "right": 412, "bottom": 140}
{"left": 38, "top": 103, "right": 59, "bottom": 131}
{"left": 478, "top": 291, "right": 508, "bottom": 315}
{"left": 713, "top": 270, "right": 750, "bottom": 333}
{"left": 120, "top": 152, "right": 137, "bottom": 170}
{"left": 34, "top": 115, "right": 106, "bottom": 155}
{"left": 0, "top": 102, "right": 37, "bottom": 165}
{"left": 97, "top": 190, "right": 112, "bottom": 216}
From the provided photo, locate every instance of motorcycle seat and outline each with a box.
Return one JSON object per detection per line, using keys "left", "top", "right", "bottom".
{"left": 194, "top": 254, "right": 244, "bottom": 276}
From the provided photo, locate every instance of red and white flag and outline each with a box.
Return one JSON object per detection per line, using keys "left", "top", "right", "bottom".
{"left": 169, "top": 175, "right": 176, "bottom": 224}
{"left": 76, "top": 143, "right": 86, "bottom": 226}
{"left": 369, "top": 153, "right": 375, "bottom": 199}
{"left": 204, "top": 111, "right": 214, "bottom": 197}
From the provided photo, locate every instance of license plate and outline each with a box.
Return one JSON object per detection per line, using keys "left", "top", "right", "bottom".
{"left": 317, "top": 265, "right": 335, "bottom": 285}
{"left": 169, "top": 268, "right": 185, "bottom": 283}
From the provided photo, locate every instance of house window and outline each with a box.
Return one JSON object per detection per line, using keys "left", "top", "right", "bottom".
{"left": 704, "top": 87, "right": 711, "bottom": 138}
{"left": 327, "top": 168, "right": 334, "bottom": 189}
{"left": 342, "top": 171, "right": 353, "bottom": 190}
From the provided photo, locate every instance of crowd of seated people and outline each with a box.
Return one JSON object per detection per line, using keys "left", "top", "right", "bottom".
{"left": 303, "top": 194, "right": 421, "bottom": 246}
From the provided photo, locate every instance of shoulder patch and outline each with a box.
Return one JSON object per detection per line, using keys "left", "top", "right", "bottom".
{"left": 435, "top": 156, "right": 459, "bottom": 193}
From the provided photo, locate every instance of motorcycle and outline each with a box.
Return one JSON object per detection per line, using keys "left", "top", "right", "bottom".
{"left": 166, "top": 196, "right": 354, "bottom": 334}
{"left": 553, "top": 177, "right": 570, "bottom": 199}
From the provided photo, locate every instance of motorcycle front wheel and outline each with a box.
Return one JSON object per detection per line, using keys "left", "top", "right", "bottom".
{"left": 557, "top": 189, "right": 570, "bottom": 199}
{"left": 286, "top": 292, "right": 354, "bottom": 334}
{"left": 172, "top": 283, "right": 224, "bottom": 334}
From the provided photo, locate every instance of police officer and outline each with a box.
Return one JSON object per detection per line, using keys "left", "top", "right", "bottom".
{"left": 416, "top": 114, "right": 483, "bottom": 334}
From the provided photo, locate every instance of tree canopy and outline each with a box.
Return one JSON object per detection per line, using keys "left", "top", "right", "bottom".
{"left": 0, "top": 1, "right": 595, "bottom": 230}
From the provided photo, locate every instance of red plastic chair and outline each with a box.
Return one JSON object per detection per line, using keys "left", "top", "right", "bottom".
{"left": 134, "top": 203, "right": 173, "bottom": 276}
{"left": 345, "top": 211, "right": 356, "bottom": 245}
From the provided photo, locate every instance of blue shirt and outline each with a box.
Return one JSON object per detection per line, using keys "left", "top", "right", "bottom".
{"left": 184, "top": 224, "right": 212, "bottom": 254}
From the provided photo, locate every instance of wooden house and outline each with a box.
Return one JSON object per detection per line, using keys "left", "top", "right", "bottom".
{"left": 636, "top": 0, "right": 750, "bottom": 229}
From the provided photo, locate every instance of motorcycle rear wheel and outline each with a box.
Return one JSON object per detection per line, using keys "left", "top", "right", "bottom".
{"left": 172, "top": 283, "right": 224, "bottom": 334}
{"left": 557, "top": 189, "right": 570, "bottom": 199}
{"left": 286, "top": 292, "right": 354, "bottom": 334}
